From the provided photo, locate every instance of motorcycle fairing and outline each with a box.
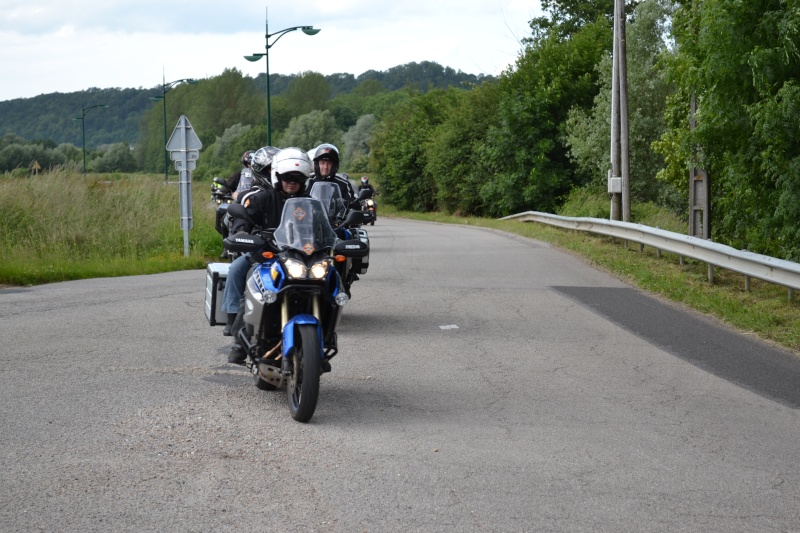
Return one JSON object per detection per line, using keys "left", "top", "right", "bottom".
{"left": 282, "top": 314, "right": 325, "bottom": 360}
{"left": 256, "top": 260, "right": 282, "bottom": 292}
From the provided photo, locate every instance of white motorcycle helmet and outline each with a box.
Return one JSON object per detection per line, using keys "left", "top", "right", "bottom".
{"left": 271, "top": 147, "right": 312, "bottom": 193}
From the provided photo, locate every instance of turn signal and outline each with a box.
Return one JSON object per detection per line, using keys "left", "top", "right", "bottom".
{"left": 334, "top": 255, "right": 346, "bottom": 263}
{"left": 262, "top": 251, "right": 274, "bottom": 259}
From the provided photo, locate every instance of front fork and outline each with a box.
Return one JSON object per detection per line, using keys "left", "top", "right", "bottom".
{"left": 280, "top": 294, "right": 324, "bottom": 363}
{"left": 280, "top": 293, "right": 321, "bottom": 330}
{"left": 253, "top": 293, "right": 323, "bottom": 385}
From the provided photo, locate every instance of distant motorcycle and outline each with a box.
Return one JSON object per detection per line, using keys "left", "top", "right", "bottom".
{"left": 361, "top": 193, "right": 377, "bottom": 225}
{"left": 211, "top": 177, "right": 234, "bottom": 236}
{"left": 310, "top": 182, "right": 371, "bottom": 295}
{"left": 222, "top": 200, "right": 368, "bottom": 422}
{"left": 211, "top": 177, "right": 237, "bottom": 259}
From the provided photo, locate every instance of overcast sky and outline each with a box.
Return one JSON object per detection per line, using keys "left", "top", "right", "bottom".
{"left": 0, "top": 1, "right": 542, "bottom": 102}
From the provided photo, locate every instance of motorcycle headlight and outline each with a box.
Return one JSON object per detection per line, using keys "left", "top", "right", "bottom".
{"left": 284, "top": 258, "right": 307, "bottom": 279}
{"left": 309, "top": 259, "right": 329, "bottom": 280}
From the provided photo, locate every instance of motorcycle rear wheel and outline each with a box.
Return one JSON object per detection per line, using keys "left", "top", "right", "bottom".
{"left": 287, "top": 324, "right": 321, "bottom": 422}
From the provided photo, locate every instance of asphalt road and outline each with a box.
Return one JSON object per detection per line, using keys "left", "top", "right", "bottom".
{"left": 1, "top": 217, "right": 799, "bottom": 532}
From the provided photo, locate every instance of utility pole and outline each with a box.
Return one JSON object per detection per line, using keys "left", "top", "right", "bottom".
{"left": 688, "top": 0, "right": 710, "bottom": 240}
{"left": 609, "top": 0, "right": 631, "bottom": 222}
{"left": 689, "top": 94, "right": 710, "bottom": 239}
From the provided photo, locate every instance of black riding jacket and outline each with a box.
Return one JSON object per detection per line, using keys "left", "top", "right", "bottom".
{"left": 308, "top": 173, "right": 356, "bottom": 204}
{"left": 231, "top": 186, "right": 308, "bottom": 234}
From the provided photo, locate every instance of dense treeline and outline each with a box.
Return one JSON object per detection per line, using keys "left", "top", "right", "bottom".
{"left": 2, "top": 1, "right": 799, "bottom": 261}
{"left": 372, "top": 0, "right": 800, "bottom": 261}
{"left": 0, "top": 87, "right": 162, "bottom": 147}
{"left": 0, "top": 61, "right": 490, "bottom": 177}
{"left": 0, "top": 61, "right": 490, "bottom": 149}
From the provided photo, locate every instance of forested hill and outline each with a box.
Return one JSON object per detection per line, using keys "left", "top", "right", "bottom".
{"left": 0, "top": 61, "right": 493, "bottom": 148}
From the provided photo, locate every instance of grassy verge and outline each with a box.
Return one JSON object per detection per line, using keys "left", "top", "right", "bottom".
{"left": 378, "top": 203, "right": 800, "bottom": 354}
{"left": 0, "top": 170, "right": 220, "bottom": 285}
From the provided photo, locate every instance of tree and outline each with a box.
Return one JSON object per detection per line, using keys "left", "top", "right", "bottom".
{"left": 370, "top": 89, "right": 461, "bottom": 211}
{"left": 92, "top": 143, "right": 137, "bottom": 173}
{"left": 564, "top": 0, "right": 677, "bottom": 206}
{"left": 341, "top": 114, "right": 377, "bottom": 172}
{"left": 136, "top": 68, "right": 261, "bottom": 174}
{"left": 424, "top": 82, "right": 500, "bottom": 215}
{"left": 276, "top": 110, "right": 342, "bottom": 153}
{"left": 353, "top": 79, "right": 385, "bottom": 97}
{"left": 479, "top": 18, "right": 614, "bottom": 216}
{"left": 284, "top": 72, "right": 330, "bottom": 117}
{"left": 657, "top": 0, "right": 800, "bottom": 259}
{"left": 528, "top": 0, "right": 633, "bottom": 40}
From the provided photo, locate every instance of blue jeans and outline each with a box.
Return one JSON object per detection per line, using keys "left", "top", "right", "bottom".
{"left": 221, "top": 254, "right": 251, "bottom": 314}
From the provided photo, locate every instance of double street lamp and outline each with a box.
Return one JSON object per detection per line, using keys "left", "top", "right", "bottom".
{"left": 149, "top": 76, "right": 198, "bottom": 180}
{"left": 244, "top": 8, "right": 319, "bottom": 146}
{"left": 73, "top": 104, "right": 109, "bottom": 174}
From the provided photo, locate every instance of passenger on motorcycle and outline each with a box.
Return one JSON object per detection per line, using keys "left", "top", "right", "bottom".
{"left": 307, "top": 143, "right": 356, "bottom": 205}
{"left": 222, "top": 147, "right": 313, "bottom": 364}
{"left": 221, "top": 146, "right": 280, "bottom": 334}
{"left": 223, "top": 150, "right": 255, "bottom": 200}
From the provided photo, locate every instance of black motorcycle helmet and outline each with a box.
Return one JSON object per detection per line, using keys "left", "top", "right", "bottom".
{"left": 241, "top": 150, "right": 255, "bottom": 167}
{"left": 250, "top": 146, "right": 280, "bottom": 188}
{"left": 312, "top": 143, "right": 339, "bottom": 178}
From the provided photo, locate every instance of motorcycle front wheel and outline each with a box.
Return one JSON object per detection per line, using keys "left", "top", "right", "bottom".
{"left": 287, "top": 324, "right": 321, "bottom": 422}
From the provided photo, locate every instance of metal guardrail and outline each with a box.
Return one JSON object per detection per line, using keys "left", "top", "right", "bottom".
{"left": 502, "top": 211, "right": 800, "bottom": 297}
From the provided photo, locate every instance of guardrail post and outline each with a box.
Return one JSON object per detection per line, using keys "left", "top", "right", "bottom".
{"left": 790, "top": 288, "right": 795, "bottom": 302}
{"left": 707, "top": 264, "right": 714, "bottom": 284}
{"left": 745, "top": 276, "right": 751, "bottom": 292}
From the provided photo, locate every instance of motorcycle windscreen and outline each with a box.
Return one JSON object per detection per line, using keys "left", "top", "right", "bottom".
{"left": 309, "top": 181, "right": 347, "bottom": 223}
{"left": 273, "top": 197, "right": 338, "bottom": 255}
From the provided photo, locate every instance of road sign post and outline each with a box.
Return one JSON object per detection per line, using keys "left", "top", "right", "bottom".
{"left": 166, "top": 116, "right": 202, "bottom": 257}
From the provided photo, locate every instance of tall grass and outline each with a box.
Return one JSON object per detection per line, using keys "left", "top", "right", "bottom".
{"left": 0, "top": 170, "right": 219, "bottom": 285}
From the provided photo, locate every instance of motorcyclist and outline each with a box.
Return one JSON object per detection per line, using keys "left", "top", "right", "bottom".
{"left": 221, "top": 146, "right": 280, "bottom": 333}
{"left": 222, "top": 150, "right": 255, "bottom": 200}
{"left": 221, "top": 147, "right": 313, "bottom": 364}
{"left": 307, "top": 144, "right": 356, "bottom": 205}
{"left": 358, "top": 176, "right": 375, "bottom": 194}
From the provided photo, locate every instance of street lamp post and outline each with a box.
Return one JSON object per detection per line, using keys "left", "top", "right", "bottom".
{"left": 244, "top": 7, "right": 319, "bottom": 146}
{"left": 73, "top": 104, "right": 109, "bottom": 174}
{"left": 149, "top": 75, "right": 198, "bottom": 181}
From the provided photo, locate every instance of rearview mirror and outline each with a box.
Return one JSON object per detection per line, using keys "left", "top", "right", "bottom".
{"left": 226, "top": 203, "right": 257, "bottom": 226}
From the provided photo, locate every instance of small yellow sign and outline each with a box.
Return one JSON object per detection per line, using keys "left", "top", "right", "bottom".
{"left": 31, "top": 160, "right": 41, "bottom": 174}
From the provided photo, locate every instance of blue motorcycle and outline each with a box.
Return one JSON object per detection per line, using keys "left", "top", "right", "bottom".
{"left": 223, "top": 198, "right": 368, "bottom": 422}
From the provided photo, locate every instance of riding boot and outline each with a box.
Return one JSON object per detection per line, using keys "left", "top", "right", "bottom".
{"left": 222, "top": 313, "right": 237, "bottom": 336}
{"left": 230, "top": 307, "right": 245, "bottom": 340}
{"left": 227, "top": 344, "right": 246, "bottom": 365}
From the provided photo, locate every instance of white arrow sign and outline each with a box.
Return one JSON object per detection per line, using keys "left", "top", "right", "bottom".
{"left": 166, "top": 116, "right": 202, "bottom": 153}
{"left": 165, "top": 115, "right": 202, "bottom": 257}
